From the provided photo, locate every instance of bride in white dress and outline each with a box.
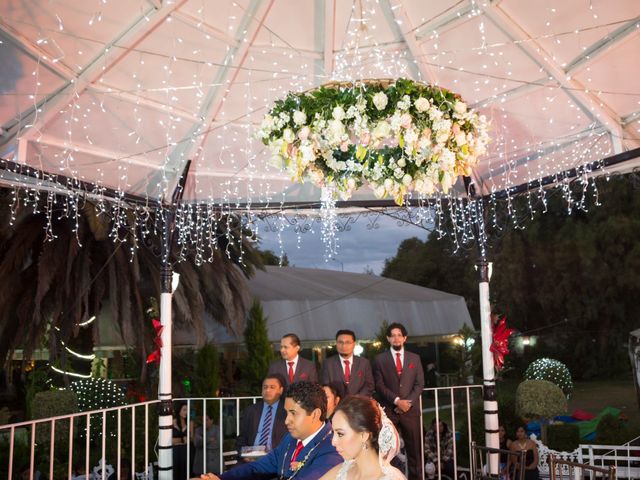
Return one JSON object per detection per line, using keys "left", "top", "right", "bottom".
{"left": 320, "top": 395, "right": 406, "bottom": 480}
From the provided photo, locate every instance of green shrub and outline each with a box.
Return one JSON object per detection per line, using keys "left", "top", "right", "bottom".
{"left": 547, "top": 423, "right": 580, "bottom": 452}
{"left": 516, "top": 379, "right": 567, "bottom": 419}
{"left": 525, "top": 358, "right": 573, "bottom": 397}
{"left": 596, "top": 413, "right": 629, "bottom": 445}
{"left": 192, "top": 343, "right": 221, "bottom": 397}
{"left": 31, "top": 389, "right": 78, "bottom": 444}
{"left": 239, "top": 299, "right": 274, "bottom": 392}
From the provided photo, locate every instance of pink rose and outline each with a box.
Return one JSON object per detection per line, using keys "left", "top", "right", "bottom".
{"left": 298, "top": 126, "right": 310, "bottom": 141}
{"left": 452, "top": 123, "right": 461, "bottom": 135}
{"left": 360, "top": 132, "right": 371, "bottom": 146}
{"left": 340, "top": 141, "right": 349, "bottom": 152}
{"left": 400, "top": 113, "right": 412, "bottom": 129}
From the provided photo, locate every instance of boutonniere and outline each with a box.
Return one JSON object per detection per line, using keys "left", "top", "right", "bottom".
{"left": 409, "top": 363, "right": 416, "bottom": 369}
{"left": 300, "top": 372, "right": 308, "bottom": 379}
{"left": 290, "top": 460, "right": 305, "bottom": 472}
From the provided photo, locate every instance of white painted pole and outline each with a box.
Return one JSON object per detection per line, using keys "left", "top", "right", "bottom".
{"left": 157, "top": 207, "right": 175, "bottom": 480}
{"left": 478, "top": 261, "right": 500, "bottom": 475}
{"left": 157, "top": 287, "right": 173, "bottom": 480}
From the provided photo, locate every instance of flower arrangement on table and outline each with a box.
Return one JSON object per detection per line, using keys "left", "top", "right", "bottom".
{"left": 259, "top": 78, "right": 489, "bottom": 205}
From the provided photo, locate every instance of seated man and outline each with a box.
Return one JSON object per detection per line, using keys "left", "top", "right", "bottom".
{"left": 236, "top": 374, "right": 288, "bottom": 458}
{"left": 201, "top": 382, "right": 341, "bottom": 480}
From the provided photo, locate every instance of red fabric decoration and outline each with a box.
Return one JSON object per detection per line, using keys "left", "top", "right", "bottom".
{"left": 146, "top": 318, "right": 163, "bottom": 365}
{"left": 490, "top": 316, "right": 514, "bottom": 371}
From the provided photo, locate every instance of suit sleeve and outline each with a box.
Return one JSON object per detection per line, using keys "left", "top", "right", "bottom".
{"left": 235, "top": 404, "right": 253, "bottom": 453}
{"left": 360, "top": 359, "right": 375, "bottom": 397}
{"left": 321, "top": 359, "right": 331, "bottom": 385}
{"left": 308, "top": 360, "right": 318, "bottom": 383}
{"left": 373, "top": 355, "right": 397, "bottom": 405}
{"left": 222, "top": 433, "right": 288, "bottom": 480}
{"left": 406, "top": 354, "right": 425, "bottom": 404}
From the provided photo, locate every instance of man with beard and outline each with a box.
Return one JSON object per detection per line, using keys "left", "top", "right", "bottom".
{"left": 373, "top": 322, "right": 425, "bottom": 480}
{"left": 268, "top": 333, "right": 318, "bottom": 387}
{"left": 321, "top": 329, "right": 374, "bottom": 397}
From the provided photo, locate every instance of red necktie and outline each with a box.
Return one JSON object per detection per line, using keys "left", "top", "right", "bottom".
{"left": 344, "top": 359, "right": 351, "bottom": 384}
{"left": 396, "top": 353, "right": 403, "bottom": 375}
{"left": 291, "top": 440, "right": 304, "bottom": 462}
{"left": 288, "top": 361, "right": 295, "bottom": 384}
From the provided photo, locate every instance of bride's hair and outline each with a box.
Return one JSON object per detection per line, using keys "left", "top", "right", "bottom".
{"left": 334, "top": 395, "right": 382, "bottom": 452}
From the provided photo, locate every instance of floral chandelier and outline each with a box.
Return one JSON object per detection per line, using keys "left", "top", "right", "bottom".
{"left": 259, "top": 78, "right": 490, "bottom": 205}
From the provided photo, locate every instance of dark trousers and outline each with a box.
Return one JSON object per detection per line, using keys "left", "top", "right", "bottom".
{"left": 396, "top": 413, "right": 424, "bottom": 480}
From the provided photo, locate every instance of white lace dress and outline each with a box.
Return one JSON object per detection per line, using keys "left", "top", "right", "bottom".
{"left": 336, "top": 460, "right": 406, "bottom": 480}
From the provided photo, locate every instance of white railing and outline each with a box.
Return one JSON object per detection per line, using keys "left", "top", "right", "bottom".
{"left": 421, "top": 385, "right": 484, "bottom": 480}
{"left": 0, "top": 396, "right": 260, "bottom": 480}
{"left": 578, "top": 442, "right": 640, "bottom": 479}
{"left": 1, "top": 386, "right": 485, "bottom": 480}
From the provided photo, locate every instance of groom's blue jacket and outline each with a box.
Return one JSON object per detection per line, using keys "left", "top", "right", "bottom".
{"left": 220, "top": 422, "right": 341, "bottom": 480}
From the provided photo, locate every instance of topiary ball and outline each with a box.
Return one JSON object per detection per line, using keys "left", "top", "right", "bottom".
{"left": 516, "top": 379, "right": 568, "bottom": 419}
{"left": 524, "top": 358, "right": 573, "bottom": 398}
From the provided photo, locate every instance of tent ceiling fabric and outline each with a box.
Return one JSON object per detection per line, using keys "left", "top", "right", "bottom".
{"left": 0, "top": 0, "right": 639, "bottom": 205}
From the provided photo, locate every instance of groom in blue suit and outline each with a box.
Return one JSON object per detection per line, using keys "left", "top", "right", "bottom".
{"left": 201, "top": 381, "right": 342, "bottom": 480}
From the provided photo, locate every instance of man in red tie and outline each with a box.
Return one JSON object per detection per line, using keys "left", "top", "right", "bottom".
{"left": 201, "top": 382, "right": 341, "bottom": 480}
{"left": 268, "top": 333, "right": 318, "bottom": 387}
{"left": 373, "top": 322, "right": 425, "bottom": 480}
{"left": 321, "top": 329, "right": 374, "bottom": 397}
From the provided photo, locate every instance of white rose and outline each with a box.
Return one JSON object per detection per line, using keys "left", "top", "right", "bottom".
{"left": 293, "top": 110, "right": 307, "bottom": 126}
{"left": 347, "top": 178, "right": 357, "bottom": 189}
{"left": 374, "top": 185, "right": 386, "bottom": 198}
{"left": 332, "top": 106, "right": 346, "bottom": 121}
{"left": 373, "top": 92, "right": 388, "bottom": 110}
{"left": 327, "top": 119, "right": 346, "bottom": 143}
{"left": 383, "top": 178, "right": 394, "bottom": 190}
{"left": 454, "top": 101, "right": 467, "bottom": 114}
{"left": 397, "top": 158, "right": 406, "bottom": 168}
{"left": 373, "top": 121, "right": 391, "bottom": 139}
{"left": 394, "top": 168, "right": 404, "bottom": 179}
{"left": 402, "top": 174, "right": 413, "bottom": 186}
{"left": 415, "top": 97, "right": 430, "bottom": 112}
{"left": 455, "top": 132, "right": 467, "bottom": 146}
{"left": 283, "top": 128, "right": 295, "bottom": 143}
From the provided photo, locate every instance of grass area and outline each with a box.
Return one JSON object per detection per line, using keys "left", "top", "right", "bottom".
{"left": 568, "top": 379, "right": 640, "bottom": 437}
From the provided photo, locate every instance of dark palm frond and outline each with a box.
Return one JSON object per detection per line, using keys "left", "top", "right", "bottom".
{"left": 0, "top": 191, "right": 261, "bottom": 373}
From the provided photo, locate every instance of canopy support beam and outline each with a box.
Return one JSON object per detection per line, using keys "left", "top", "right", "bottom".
{"left": 480, "top": 4, "right": 628, "bottom": 153}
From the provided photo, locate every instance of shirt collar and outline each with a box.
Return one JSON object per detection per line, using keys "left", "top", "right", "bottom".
{"left": 287, "top": 355, "right": 299, "bottom": 366}
{"left": 299, "top": 422, "right": 326, "bottom": 447}
{"left": 390, "top": 348, "right": 405, "bottom": 357}
{"left": 340, "top": 355, "right": 353, "bottom": 364}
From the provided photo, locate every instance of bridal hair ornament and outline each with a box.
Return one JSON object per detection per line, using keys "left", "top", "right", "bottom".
{"left": 377, "top": 404, "right": 400, "bottom": 466}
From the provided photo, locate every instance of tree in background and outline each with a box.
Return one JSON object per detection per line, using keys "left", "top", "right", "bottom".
{"left": 382, "top": 176, "right": 640, "bottom": 379}
{"left": 192, "top": 343, "right": 221, "bottom": 397}
{"left": 258, "top": 249, "right": 290, "bottom": 266}
{"left": 240, "top": 299, "right": 275, "bottom": 392}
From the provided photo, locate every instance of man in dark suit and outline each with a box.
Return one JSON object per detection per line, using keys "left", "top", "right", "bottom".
{"left": 201, "top": 381, "right": 342, "bottom": 480}
{"left": 236, "top": 374, "right": 287, "bottom": 457}
{"left": 373, "top": 322, "right": 425, "bottom": 480}
{"left": 268, "top": 333, "right": 317, "bottom": 387}
{"left": 321, "top": 329, "right": 374, "bottom": 397}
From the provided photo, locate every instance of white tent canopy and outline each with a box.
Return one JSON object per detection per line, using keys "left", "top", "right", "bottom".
{"left": 0, "top": 0, "right": 639, "bottom": 205}
{"left": 96, "top": 266, "right": 473, "bottom": 347}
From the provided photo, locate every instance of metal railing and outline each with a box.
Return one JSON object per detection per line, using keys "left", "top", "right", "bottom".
{"left": 0, "top": 396, "right": 260, "bottom": 480}
{"left": 577, "top": 442, "right": 639, "bottom": 479}
{"left": 1, "top": 386, "right": 484, "bottom": 479}
{"left": 470, "top": 442, "right": 526, "bottom": 480}
{"left": 550, "top": 454, "right": 616, "bottom": 480}
{"left": 421, "top": 385, "right": 484, "bottom": 479}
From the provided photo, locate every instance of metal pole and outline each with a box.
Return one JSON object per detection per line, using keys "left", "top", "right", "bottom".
{"left": 466, "top": 179, "right": 500, "bottom": 475}
{"left": 157, "top": 208, "right": 174, "bottom": 480}
{"left": 157, "top": 160, "right": 190, "bottom": 480}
